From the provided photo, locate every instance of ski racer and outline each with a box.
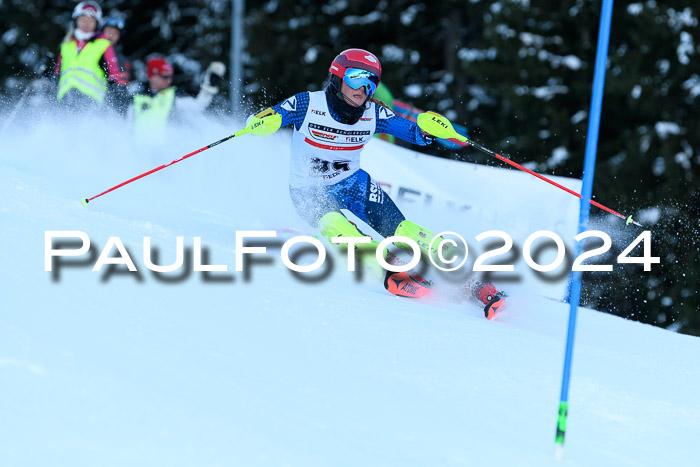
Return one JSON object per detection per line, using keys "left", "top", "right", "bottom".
{"left": 248, "top": 48, "right": 505, "bottom": 319}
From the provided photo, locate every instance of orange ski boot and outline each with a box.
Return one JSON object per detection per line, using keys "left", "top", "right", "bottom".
{"left": 474, "top": 282, "right": 507, "bottom": 320}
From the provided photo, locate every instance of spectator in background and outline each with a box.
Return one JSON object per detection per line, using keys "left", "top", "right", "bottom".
{"left": 101, "top": 16, "right": 131, "bottom": 85}
{"left": 128, "top": 56, "right": 225, "bottom": 136}
{"left": 54, "top": 1, "right": 124, "bottom": 108}
{"left": 101, "top": 15, "right": 132, "bottom": 115}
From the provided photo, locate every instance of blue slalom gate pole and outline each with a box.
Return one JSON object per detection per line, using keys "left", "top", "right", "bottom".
{"left": 555, "top": 0, "right": 615, "bottom": 455}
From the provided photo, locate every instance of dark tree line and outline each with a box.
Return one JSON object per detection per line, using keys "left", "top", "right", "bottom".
{"left": 1, "top": 0, "right": 698, "bottom": 335}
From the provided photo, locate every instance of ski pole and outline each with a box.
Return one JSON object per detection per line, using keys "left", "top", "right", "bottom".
{"left": 0, "top": 57, "right": 52, "bottom": 139}
{"left": 417, "top": 111, "right": 642, "bottom": 227}
{"left": 0, "top": 87, "right": 32, "bottom": 139}
{"left": 81, "top": 113, "right": 282, "bottom": 206}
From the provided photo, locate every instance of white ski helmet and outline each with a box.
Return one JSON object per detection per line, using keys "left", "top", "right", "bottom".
{"left": 72, "top": 1, "right": 103, "bottom": 22}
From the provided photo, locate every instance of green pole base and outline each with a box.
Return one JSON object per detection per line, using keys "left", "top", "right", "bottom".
{"left": 81, "top": 198, "right": 89, "bottom": 207}
{"left": 555, "top": 401, "right": 568, "bottom": 446}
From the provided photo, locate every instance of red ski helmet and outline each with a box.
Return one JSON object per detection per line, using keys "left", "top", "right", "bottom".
{"left": 147, "top": 57, "right": 173, "bottom": 79}
{"left": 328, "top": 48, "right": 382, "bottom": 93}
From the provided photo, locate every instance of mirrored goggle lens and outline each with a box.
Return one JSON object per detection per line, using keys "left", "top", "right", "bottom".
{"left": 343, "top": 68, "right": 379, "bottom": 95}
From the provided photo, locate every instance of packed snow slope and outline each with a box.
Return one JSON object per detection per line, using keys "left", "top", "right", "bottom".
{"left": 1, "top": 112, "right": 699, "bottom": 466}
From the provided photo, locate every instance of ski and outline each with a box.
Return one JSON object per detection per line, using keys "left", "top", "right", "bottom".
{"left": 275, "top": 226, "right": 507, "bottom": 319}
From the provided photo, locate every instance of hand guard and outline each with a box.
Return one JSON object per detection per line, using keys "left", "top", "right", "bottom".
{"left": 244, "top": 108, "right": 282, "bottom": 136}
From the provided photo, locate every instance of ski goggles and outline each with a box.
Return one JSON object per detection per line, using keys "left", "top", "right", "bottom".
{"left": 342, "top": 68, "right": 380, "bottom": 96}
{"left": 103, "top": 17, "right": 126, "bottom": 30}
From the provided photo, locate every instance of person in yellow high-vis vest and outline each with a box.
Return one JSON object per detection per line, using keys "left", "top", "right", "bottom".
{"left": 53, "top": 1, "right": 123, "bottom": 108}
{"left": 128, "top": 57, "right": 225, "bottom": 138}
